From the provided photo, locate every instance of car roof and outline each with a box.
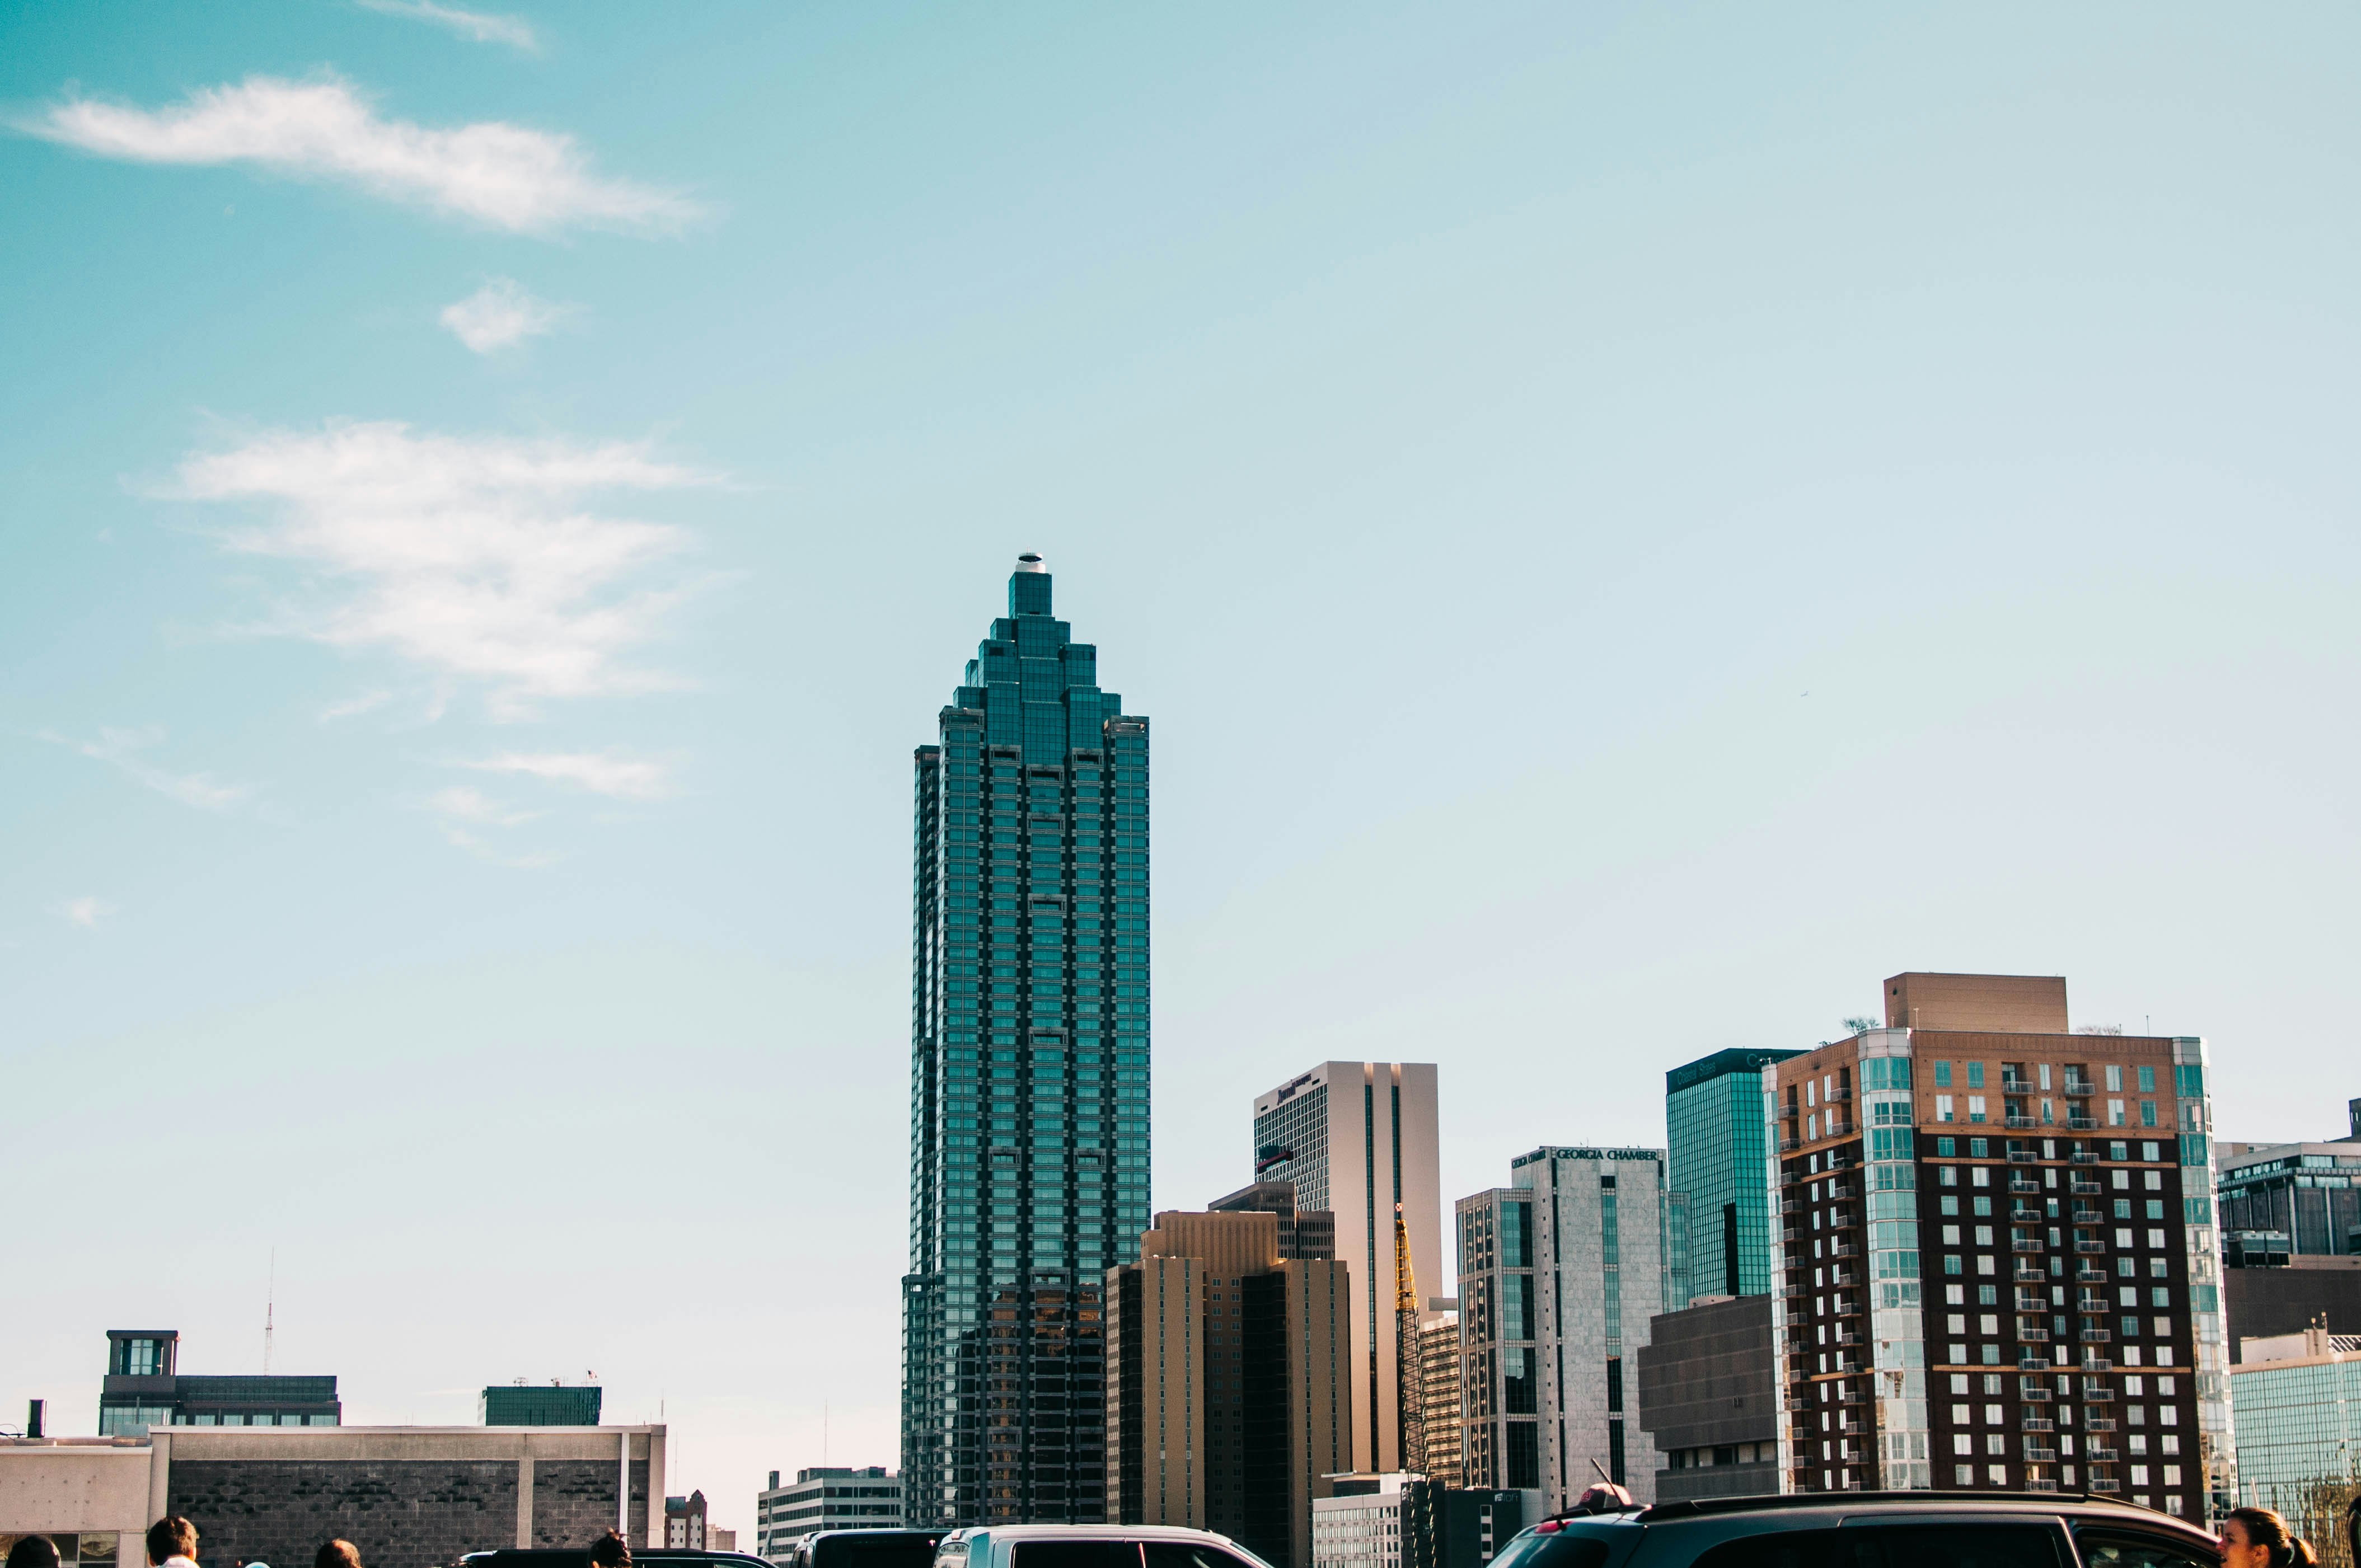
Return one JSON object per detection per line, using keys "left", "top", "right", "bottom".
{"left": 939, "top": 1528, "right": 1244, "bottom": 1543}
{"left": 1605, "top": 1491, "right": 2214, "bottom": 1541}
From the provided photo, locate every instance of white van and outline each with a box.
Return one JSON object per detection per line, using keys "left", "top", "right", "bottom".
{"left": 931, "top": 1525, "right": 1278, "bottom": 1568}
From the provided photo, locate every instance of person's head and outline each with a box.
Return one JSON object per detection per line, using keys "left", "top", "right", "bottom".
{"left": 2221, "top": 1508, "right": 2316, "bottom": 1568}
{"left": 146, "top": 1518, "right": 199, "bottom": 1567}
{"left": 8, "top": 1535, "right": 64, "bottom": 1568}
{"left": 314, "top": 1540, "right": 363, "bottom": 1568}
{"left": 588, "top": 1532, "right": 630, "bottom": 1568}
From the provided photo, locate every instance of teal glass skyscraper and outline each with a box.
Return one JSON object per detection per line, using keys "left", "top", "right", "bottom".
{"left": 902, "top": 553, "right": 1151, "bottom": 1526}
{"left": 1665, "top": 1048, "right": 1801, "bottom": 1302}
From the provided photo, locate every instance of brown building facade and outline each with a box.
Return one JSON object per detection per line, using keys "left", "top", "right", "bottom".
{"left": 1105, "top": 1210, "right": 1351, "bottom": 1568}
{"left": 1770, "top": 973, "right": 2231, "bottom": 1521}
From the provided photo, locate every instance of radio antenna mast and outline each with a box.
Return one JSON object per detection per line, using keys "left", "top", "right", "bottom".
{"left": 264, "top": 1248, "right": 277, "bottom": 1375}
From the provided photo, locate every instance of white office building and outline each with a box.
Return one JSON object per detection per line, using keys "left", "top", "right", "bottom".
{"left": 755, "top": 1467, "right": 902, "bottom": 1564}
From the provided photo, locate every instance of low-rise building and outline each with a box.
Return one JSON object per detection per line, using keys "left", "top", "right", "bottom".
{"left": 483, "top": 1385, "right": 604, "bottom": 1426}
{"left": 2228, "top": 1325, "right": 2361, "bottom": 1546}
{"left": 755, "top": 1468, "right": 902, "bottom": 1564}
{"left": 1415, "top": 1301, "right": 1461, "bottom": 1490}
{"left": 97, "top": 1332, "right": 339, "bottom": 1435}
{"left": 2, "top": 1425, "right": 664, "bottom": 1568}
{"left": 666, "top": 1491, "right": 708, "bottom": 1548}
{"left": 1311, "top": 1474, "right": 1521, "bottom": 1568}
{"left": 1634, "top": 1294, "right": 1779, "bottom": 1501}
{"left": 2217, "top": 1110, "right": 2361, "bottom": 1362}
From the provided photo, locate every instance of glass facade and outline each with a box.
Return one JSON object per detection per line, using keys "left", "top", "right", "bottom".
{"left": 901, "top": 555, "right": 1151, "bottom": 1525}
{"left": 1666, "top": 1049, "right": 1802, "bottom": 1302}
{"left": 2229, "top": 1353, "right": 2361, "bottom": 1532}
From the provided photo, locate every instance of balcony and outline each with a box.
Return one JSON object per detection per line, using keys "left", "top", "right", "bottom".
{"left": 1837, "top": 1386, "right": 1865, "bottom": 1404}
{"left": 2081, "top": 1356, "right": 2114, "bottom": 1373}
{"left": 2075, "top": 1241, "right": 2107, "bottom": 1254}
{"left": 1837, "top": 1418, "right": 1867, "bottom": 1436}
{"left": 2088, "top": 1477, "right": 2120, "bottom": 1494}
{"left": 2012, "top": 1238, "right": 2045, "bottom": 1253}
{"left": 2007, "top": 1116, "right": 2041, "bottom": 1130}
{"left": 2084, "top": 1386, "right": 2116, "bottom": 1403}
{"left": 2071, "top": 1207, "right": 2104, "bottom": 1223}
{"left": 2023, "top": 1445, "right": 2059, "bottom": 1463}
{"left": 2025, "top": 1478, "right": 2061, "bottom": 1494}
{"left": 2016, "top": 1265, "right": 2046, "bottom": 1283}
{"left": 1823, "top": 1119, "right": 1856, "bottom": 1139}
{"left": 1781, "top": 1198, "right": 1800, "bottom": 1216}
{"left": 2009, "top": 1177, "right": 2041, "bottom": 1195}
{"left": 1829, "top": 1208, "right": 1856, "bottom": 1228}
{"left": 2017, "top": 1326, "right": 2051, "bottom": 1343}
{"left": 2021, "top": 1387, "right": 2053, "bottom": 1403}
{"left": 2083, "top": 1418, "right": 2115, "bottom": 1434}
{"left": 2067, "top": 1116, "right": 2100, "bottom": 1132}
{"left": 1782, "top": 1170, "right": 1801, "bottom": 1186}
{"left": 1829, "top": 1240, "right": 1857, "bottom": 1259}
{"left": 2020, "top": 1356, "right": 2051, "bottom": 1373}
{"left": 2021, "top": 1416, "right": 2055, "bottom": 1433}
{"left": 2063, "top": 1081, "right": 2095, "bottom": 1098}
{"left": 2014, "top": 1293, "right": 2048, "bottom": 1311}
{"left": 2070, "top": 1149, "right": 2098, "bottom": 1164}
{"left": 2071, "top": 1179, "right": 2103, "bottom": 1195}
{"left": 1828, "top": 1180, "right": 1858, "bottom": 1200}
{"left": 2076, "top": 1266, "right": 2106, "bottom": 1283}
{"left": 1783, "top": 1227, "right": 1800, "bottom": 1242}
{"left": 2086, "top": 1445, "right": 2120, "bottom": 1463}
{"left": 2008, "top": 1148, "right": 2040, "bottom": 1163}
{"left": 2010, "top": 1208, "right": 2044, "bottom": 1225}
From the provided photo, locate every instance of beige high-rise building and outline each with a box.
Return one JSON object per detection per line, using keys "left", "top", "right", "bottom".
{"left": 1416, "top": 1298, "right": 1463, "bottom": 1488}
{"left": 1253, "top": 1063, "right": 1444, "bottom": 1475}
{"left": 1107, "top": 1209, "right": 1352, "bottom": 1568}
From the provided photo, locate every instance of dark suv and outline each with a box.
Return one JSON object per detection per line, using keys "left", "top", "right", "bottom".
{"left": 1486, "top": 1492, "right": 2221, "bottom": 1568}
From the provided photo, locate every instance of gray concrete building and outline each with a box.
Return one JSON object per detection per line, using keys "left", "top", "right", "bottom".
{"left": 3, "top": 1426, "right": 664, "bottom": 1568}
{"left": 756, "top": 1467, "right": 902, "bottom": 1564}
{"left": 1633, "top": 1295, "right": 1780, "bottom": 1501}
{"left": 1456, "top": 1146, "right": 1684, "bottom": 1515}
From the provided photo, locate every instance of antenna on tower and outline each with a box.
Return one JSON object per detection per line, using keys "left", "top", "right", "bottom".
{"left": 264, "top": 1248, "right": 277, "bottom": 1375}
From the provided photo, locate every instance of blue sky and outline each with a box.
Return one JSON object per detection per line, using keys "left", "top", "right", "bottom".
{"left": 5, "top": 0, "right": 2359, "bottom": 1535}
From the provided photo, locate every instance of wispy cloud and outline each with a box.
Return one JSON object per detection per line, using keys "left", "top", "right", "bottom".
{"left": 441, "top": 278, "right": 570, "bottom": 353}
{"left": 24, "top": 76, "right": 696, "bottom": 234}
{"left": 356, "top": 0, "right": 537, "bottom": 51}
{"left": 429, "top": 785, "right": 537, "bottom": 825}
{"left": 319, "top": 689, "right": 395, "bottom": 722}
{"left": 41, "top": 727, "right": 251, "bottom": 810}
{"left": 58, "top": 896, "right": 116, "bottom": 929}
{"left": 175, "top": 420, "right": 712, "bottom": 719}
{"left": 462, "top": 750, "right": 673, "bottom": 799}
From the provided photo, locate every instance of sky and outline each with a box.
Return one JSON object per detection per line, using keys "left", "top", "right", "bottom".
{"left": 5, "top": 0, "right": 2360, "bottom": 1541}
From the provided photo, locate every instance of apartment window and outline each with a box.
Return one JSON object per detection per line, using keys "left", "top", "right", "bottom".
{"left": 2138, "top": 1065, "right": 2156, "bottom": 1093}
{"left": 2140, "top": 1102, "right": 2158, "bottom": 1127}
{"left": 1968, "top": 1096, "right": 1987, "bottom": 1124}
{"left": 1935, "top": 1062, "right": 1953, "bottom": 1087}
{"left": 2108, "top": 1100, "right": 2126, "bottom": 1127}
{"left": 2106, "top": 1065, "right": 2125, "bottom": 1092}
{"left": 1966, "top": 1063, "right": 1986, "bottom": 1089}
{"left": 1938, "top": 1095, "right": 1956, "bottom": 1123}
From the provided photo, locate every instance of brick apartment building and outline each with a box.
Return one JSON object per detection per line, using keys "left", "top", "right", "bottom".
{"left": 1769, "top": 973, "right": 2231, "bottom": 1520}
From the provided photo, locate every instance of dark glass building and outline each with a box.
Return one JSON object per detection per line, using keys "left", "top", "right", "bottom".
{"left": 901, "top": 553, "right": 1151, "bottom": 1525}
{"left": 482, "top": 1383, "right": 604, "bottom": 1425}
{"left": 97, "top": 1330, "right": 341, "bottom": 1434}
{"left": 1666, "top": 1048, "right": 1803, "bottom": 1302}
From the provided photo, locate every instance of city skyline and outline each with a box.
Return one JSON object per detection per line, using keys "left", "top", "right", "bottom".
{"left": 8, "top": 3, "right": 2361, "bottom": 1547}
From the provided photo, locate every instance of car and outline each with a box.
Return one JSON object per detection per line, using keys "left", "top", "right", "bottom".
{"left": 462, "top": 1550, "right": 780, "bottom": 1568}
{"left": 930, "top": 1524, "right": 1278, "bottom": 1568}
{"left": 787, "top": 1531, "right": 951, "bottom": 1568}
{"left": 1483, "top": 1491, "right": 2224, "bottom": 1568}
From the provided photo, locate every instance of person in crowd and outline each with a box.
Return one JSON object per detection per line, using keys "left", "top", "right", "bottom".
{"left": 2219, "top": 1508, "right": 2317, "bottom": 1568}
{"left": 313, "top": 1542, "right": 363, "bottom": 1568}
{"left": 7, "top": 1535, "right": 63, "bottom": 1568}
{"left": 588, "top": 1531, "right": 631, "bottom": 1568}
{"left": 146, "top": 1519, "right": 199, "bottom": 1568}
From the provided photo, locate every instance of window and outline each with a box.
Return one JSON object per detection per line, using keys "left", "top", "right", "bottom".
{"left": 1936, "top": 1062, "right": 1954, "bottom": 1087}
{"left": 1690, "top": 1525, "right": 2065, "bottom": 1568}
{"left": 2107, "top": 1065, "right": 2125, "bottom": 1092}
{"left": 1014, "top": 1546, "right": 1141, "bottom": 1568}
{"left": 1968, "top": 1063, "right": 1987, "bottom": 1089}
{"left": 1484, "top": 1534, "right": 1608, "bottom": 1568}
{"left": 1144, "top": 1547, "right": 1258, "bottom": 1568}
{"left": 2138, "top": 1065, "right": 2157, "bottom": 1093}
{"left": 2141, "top": 1102, "right": 2158, "bottom": 1127}
{"left": 2072, "top": 1529, "right": 2215, "bottom": 1568}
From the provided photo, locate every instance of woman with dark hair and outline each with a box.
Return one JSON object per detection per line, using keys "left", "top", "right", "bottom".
{"left": 587, "top": 1531, "right": 631, "bottom": 1568}
{"left": 314, "top": 1541, "right": 364, "bottom": 1568}
{"left": 7, "top": 1537, "right": 63, "bottom": 1568}
{"left": 2220, "top": 1507, "right": 2317, "bottom": 1568}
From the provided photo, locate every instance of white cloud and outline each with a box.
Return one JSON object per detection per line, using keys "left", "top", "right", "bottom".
{"left": 356, "top": 0, "right": 537, "bottom": 51}
{"left": 462, "top": 750, "right": 673, "bottom": 799}
{"left": 42, "top": 727, "right": 251, "bottom": 810}
{"left": 320, "top": 689, "right": 395, "bottom": 722}
{"left": 26, "top": 76, "right": 695, "bottom": 234}
{"left": 429, "top": 785, "right": 537, "bottom": 825}
{"left": 438, "top": 823, "right": 561, "bottom": 868}
{"left": 176, "top": 420, "right": 711, "bottom": 717}
{"left": 58, "top": 896, "right": 116, "bottom": 929}
{"left": 441, "top": 278, "right": 570, "bottom": 353}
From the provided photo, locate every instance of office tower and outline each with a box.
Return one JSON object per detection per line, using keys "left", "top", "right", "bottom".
{"left": 1254, "top": 1063, "right": 1442, "bottom": 1474}
{"left": 1312, "top": 1476, "right": 1522, "bottom": 1568}
{"left": 2229, "top": 1325, "right": 2361, "bottom": 1543}
{"left": 481, "top": 1382, "right": 603, "bottom": 1425}
{"left": 1107, "top": 1209, "right": 1351, "bottom": 1568}
{"left": 1211, "top": 1180, "right": 1338, "bottom": 1261}
{"left": 1455, "top": 1147, "right": 1682, "bottom": 1510}
{"left": 1667, "top": 1049, "right": 1803, "bottom": 1303}
{"left": 902, "top": 553, "right": 1152, "bottom": 1525}
{"left": 1416, "top": 1299, "right": 1464, "bottom": 1489}
{"left": 755, "top": 1467, "right": 903, "bottom": 1563}
{"left": 1633, "top": 1294, "right": 1779, "bottom": 1500}
{"left": 97, "top": 1330, "right": 340, "bottom": 1434}
{"left": 1768, "top": 971, "right": 2232, "bottom": 1520}
{"left": 2214, "top": 1101, "right": 2361, "bottom": 1360}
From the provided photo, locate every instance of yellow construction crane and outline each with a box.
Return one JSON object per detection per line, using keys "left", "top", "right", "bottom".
{"left": 1395, "top": 1203, "right": 1425, "bottom": 1476}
